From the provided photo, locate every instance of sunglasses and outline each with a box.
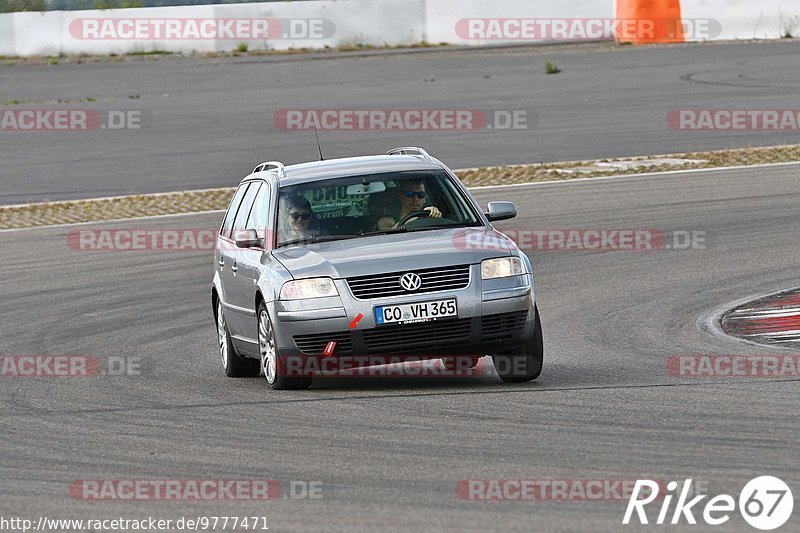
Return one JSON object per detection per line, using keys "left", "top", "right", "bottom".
{"left": 289, "top": 212, "right": 311, "bottom": 221}
{"left": 402, "top": 190, "right": 427, "bottom": 199}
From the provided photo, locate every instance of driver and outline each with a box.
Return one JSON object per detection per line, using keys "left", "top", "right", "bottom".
{"left": 377, "top": 178, "right": 442, "bottom": 230}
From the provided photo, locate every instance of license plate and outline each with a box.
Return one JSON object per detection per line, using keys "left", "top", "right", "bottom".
{"left": 374, "top": 299, "right": 457, "bottom": 326}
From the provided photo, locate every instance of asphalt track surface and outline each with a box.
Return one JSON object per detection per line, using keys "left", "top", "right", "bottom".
{"left": 1, "top": 164, "right": 799, "bottom": 532}
{"left": 2, "top": 40, "right": 800, "bottom": 205}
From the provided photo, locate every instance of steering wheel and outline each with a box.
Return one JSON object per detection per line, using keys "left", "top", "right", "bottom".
{"left": 396, "top": 210, "right": 430, "bottom": 228}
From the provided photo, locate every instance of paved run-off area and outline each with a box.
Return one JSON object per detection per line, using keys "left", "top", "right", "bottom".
{"left": 2, "top": 144, "right": 799, "bottom": 229}
{"left": 2, "top": 40, "right": 800, "bottom": 205}
{"left": 2, "top": 38, "right": 799, "bottom": 532}
{"left": 1, "top": 164, "right": 798, "bottom": 532}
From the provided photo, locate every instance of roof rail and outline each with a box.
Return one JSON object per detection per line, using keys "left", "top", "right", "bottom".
{"left": 386, "top": 147, "right": 433, "bottom": 161}
{"left": 253, "top": 161, "right": 286, "bottom": 177}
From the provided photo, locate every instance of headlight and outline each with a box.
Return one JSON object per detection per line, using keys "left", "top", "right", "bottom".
{"left": 280, "top": 278, "right": 339, "bottom": 300}
{"left": 481, "top": 257, "right": 524, "bottom": 279}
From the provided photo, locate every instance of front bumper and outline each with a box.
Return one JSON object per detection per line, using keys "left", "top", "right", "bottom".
{"left": 269, "top": 265, "right": 536, "bottom": 358}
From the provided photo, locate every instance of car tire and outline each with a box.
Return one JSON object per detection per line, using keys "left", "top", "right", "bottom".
{"left": 492, "top": 305, "right": 543, "bottom": 383}
{"left": 217, "top": 300, "right": 260, "bottom": 378}
{"left": 257, "top": 302, "right": 312, "bottom": 390}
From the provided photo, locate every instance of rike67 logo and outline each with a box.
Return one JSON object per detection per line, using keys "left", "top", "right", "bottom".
{"left": 624, "top": 477, "right": 794, "bottom": 530}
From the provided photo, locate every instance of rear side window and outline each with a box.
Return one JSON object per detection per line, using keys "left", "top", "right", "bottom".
{"left": 232, "top": 182, "right": 262, "bottom": 235}
{"left": 221, "top": 183, "right": 251, "bottom": 238}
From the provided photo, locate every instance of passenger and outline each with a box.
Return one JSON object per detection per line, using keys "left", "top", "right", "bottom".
{"left": 281, "top": 195, "right": 315, "bottom": 241}
{"left": 377, "top": 178, "right": 441, "bottom": 230}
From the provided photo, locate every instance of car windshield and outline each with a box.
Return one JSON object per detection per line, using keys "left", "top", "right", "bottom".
{"left": 276, "top": 170, "right": 481, "bottom": 247}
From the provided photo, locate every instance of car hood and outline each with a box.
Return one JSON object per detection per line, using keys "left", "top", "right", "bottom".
{"left": 271, "top": 227, "right": 514, "bottom": 279}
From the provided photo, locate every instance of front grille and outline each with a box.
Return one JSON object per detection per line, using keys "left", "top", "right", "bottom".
{"left": 363, "top": 318, "right": 472, "bottom": 354}
{"left": 293, "top": 331, "right": 353, "bottom": 356}
{"left": 346, "top": 265, "right": 471, "bottom": 300}
{"left": 481, "top": 311, "right": 528, "bottom": 342}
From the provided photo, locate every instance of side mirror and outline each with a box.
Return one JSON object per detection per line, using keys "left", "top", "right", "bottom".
{"left": 234, "top": 229, "right": 263, "bottom": 248}
{"left": 485, "top": 201, "right": 517, "bottom": 222}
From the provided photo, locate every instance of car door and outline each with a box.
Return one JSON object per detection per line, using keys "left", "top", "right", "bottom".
{"left": 225, "top": 181, "right": 262, "bottom": 340}
{"left": 230, "top": 180, "right": 272, "bottom": 346}
{"left": 217, "top": 182, "right": 251, "bottom": 317}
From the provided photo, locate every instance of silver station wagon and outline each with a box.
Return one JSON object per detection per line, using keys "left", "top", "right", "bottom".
{"left": 212, "top": 147, "right": 543, "bottom": 389}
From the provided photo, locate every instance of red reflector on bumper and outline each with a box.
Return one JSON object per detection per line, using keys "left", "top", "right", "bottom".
{"left": 323, "top": 341, "right": 336, "bottom": 357}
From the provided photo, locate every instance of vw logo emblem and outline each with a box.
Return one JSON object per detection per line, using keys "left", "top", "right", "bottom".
{"left": 399, "top": 272, "right": 422, "bottom": 291}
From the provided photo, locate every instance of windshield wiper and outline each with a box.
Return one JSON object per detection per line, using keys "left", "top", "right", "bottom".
{"left": 277, "top": 234, "right": 361, "bottom": 248}
{"left": 360, "top": 228, "right": 408, "bottom": 237}
{"left": 403, "top": 222, "right": 482, "bottom": 233}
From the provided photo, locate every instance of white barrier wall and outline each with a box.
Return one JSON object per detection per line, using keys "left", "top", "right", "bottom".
{"left": 424, "top": 0, "right": 614, "bottom": 45}
{"left": 0, "top": 12, "right": 14, "bottom": 56}
{"left": 0, "top": 0, "right": 426, "bottom": 56}
{"left": 0, "top": 0, "right": 608, "bottom": 56}
{"left": 0, "top": 0, "right": 798, "bottom": 57}
{"left": 681, "top": 0, "right": 800, "bottom": 40}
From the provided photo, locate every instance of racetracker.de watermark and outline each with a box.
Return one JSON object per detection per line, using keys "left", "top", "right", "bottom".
{"left": 67, "top": 229, "right": 221, "bottom": 252}
{"left": 68, "top": 479, "right": 324, "bottom": 500}
{"left": 66, "top": 229, "right": 708, "bottom": 253}
{"left": 1, "top": 110, "right": 145, "bottom": 132}
{"left": 0, "top": 355, "right": 141, "bottom": 377}
{"left": 455, "top": 18, "right": 721, "bottom": 41}
{"left": 1, "top": 516, "right": 267, "bottom": 532}
{"left": 456, "top": 479, "right": 665, "bottom": 501}
{"left": 667, "top": 355, "right": 800, "bottom": 378}
{"left": 668, "top": 109, "right": 800, "bottom": 131}
{"left": 281, "top": 356, "right": 488, "bottom": 378}
{"left": 453, "top": 229, "right": 706, "bottom": 252}
{"left": 68, "top": 18, "right": 334, "bottom": 40}
{"left": 274, "top": 109, "right": 531, "bottom": 131}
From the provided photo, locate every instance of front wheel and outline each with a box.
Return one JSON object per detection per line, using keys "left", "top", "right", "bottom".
{"left": 217, "top": 300, "right": 260, "bottom": 378}
{"left": 257, "top": 303, "right": 311, "bottom": 390}
{"left": 492, "top": 305, "right": 543, "bottom": 383}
